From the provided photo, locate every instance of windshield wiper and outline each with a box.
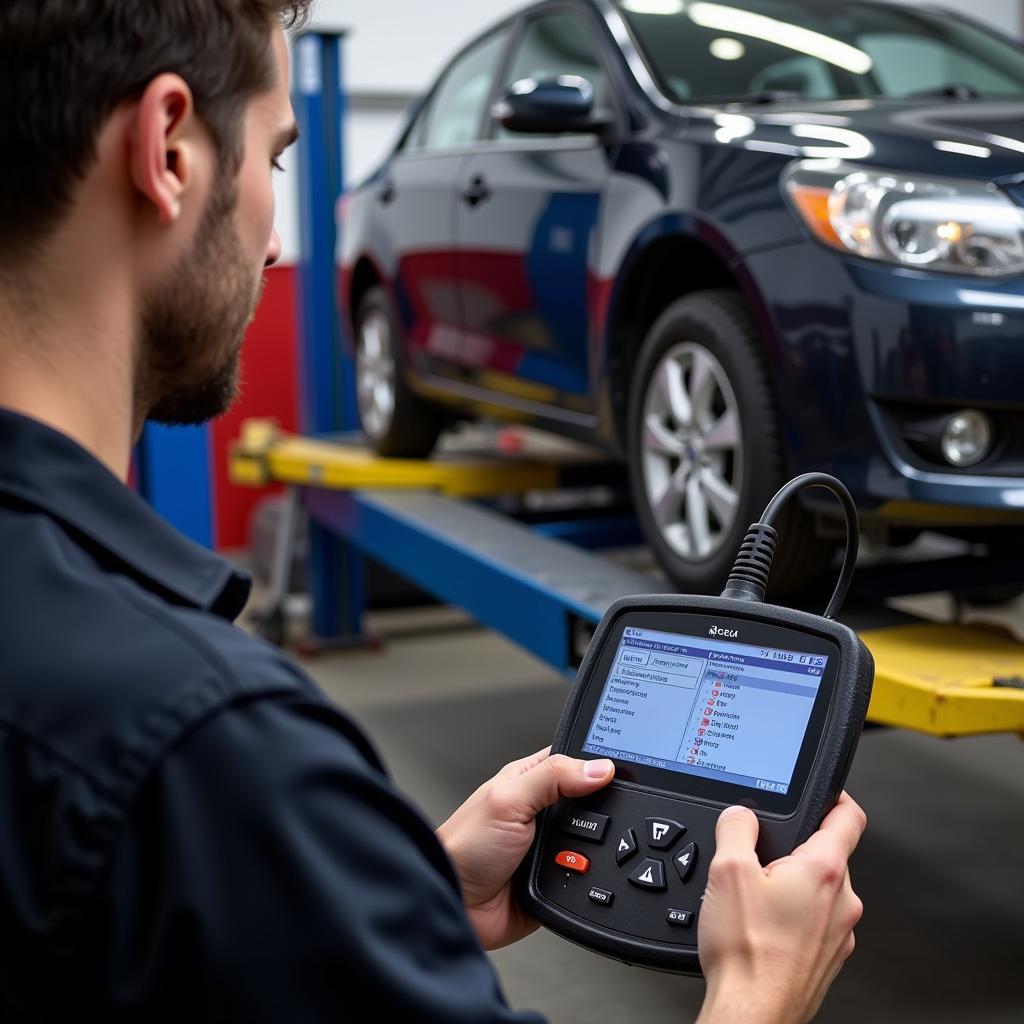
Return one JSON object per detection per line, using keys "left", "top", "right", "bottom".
{"left": 905, "top": 83, "right": 982, "bottom": 101}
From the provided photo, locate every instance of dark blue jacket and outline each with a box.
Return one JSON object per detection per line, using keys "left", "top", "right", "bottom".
{"left": 0, "top": 409, "right": 543, "bottom": 1022}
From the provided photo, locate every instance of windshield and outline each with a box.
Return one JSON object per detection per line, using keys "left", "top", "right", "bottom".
{"left": 615, "top": 0, "right": 1024, "bottom": 104}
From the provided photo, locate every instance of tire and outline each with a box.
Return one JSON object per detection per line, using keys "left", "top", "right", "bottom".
{"left": 627, "top": 290, "right": 834, "bottom": 596}
{"left": 354, "top": 285, "right": 446, "bottom": 458}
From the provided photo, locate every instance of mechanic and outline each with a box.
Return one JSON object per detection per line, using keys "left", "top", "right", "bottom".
{"left": 0, "top": 2, "right": 866, "bottom": 1020}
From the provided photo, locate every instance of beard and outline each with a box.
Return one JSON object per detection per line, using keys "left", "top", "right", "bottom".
{"left": 137, "top": 174, "right": 264, "bottom": 427}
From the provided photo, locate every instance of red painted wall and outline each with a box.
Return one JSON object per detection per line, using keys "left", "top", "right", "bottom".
{"left": 210, "top": 265, "right": 300, "bottom": 550}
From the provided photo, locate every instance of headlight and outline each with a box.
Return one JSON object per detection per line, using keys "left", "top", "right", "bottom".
{"left": 785, "top": 161, "right": 1024, "bottom": 276}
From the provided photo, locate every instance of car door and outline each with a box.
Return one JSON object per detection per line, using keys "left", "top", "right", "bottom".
{"left": 453, "top": 7, "right": 618, "bottom": 418}
{"left": 374, "top": 26, "right": 512, "bottom": 384}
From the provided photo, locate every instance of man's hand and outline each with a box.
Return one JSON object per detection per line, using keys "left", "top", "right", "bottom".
{"left": 437, "top": 747, "right": 615, "bottom": 951}
{"left": 697, "top": 793, "right": 867, "bottom": 1024}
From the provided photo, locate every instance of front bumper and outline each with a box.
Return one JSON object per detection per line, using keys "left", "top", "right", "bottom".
{"left": 741, "top": 241, "right": 1024, "bottom": 520}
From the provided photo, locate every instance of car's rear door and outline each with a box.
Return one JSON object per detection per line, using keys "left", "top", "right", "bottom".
{"left": 374, "top": 26, "right": 512, "bottom": 385}
{"left": 452, "top": 5, "right": 619, "bottom": 421}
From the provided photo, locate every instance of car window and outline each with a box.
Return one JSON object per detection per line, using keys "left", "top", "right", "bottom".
{"left": 616, "top": 0, "right": 1024, "bottom": 103}
{"left": 859, "top": 34, "right": 1022, "bottom": 98}
{"left": 748, "top": 55, "right": 837, "bottom": 99}
{"left": 416, "top": 28, "right": 511, "bottom": 151}
{"left": 495, "top": 11, "right": 611, "bottom": 140}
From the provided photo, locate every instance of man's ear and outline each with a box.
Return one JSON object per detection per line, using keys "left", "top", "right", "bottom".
{"left": 130, "top": 74, "right": 200, "bottom": 226}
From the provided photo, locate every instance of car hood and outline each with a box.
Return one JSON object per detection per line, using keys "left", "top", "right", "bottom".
{"left": 686, "top": 97, "right": 1024, "bottom": 183}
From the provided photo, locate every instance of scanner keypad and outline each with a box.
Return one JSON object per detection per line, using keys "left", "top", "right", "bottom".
{"left": 548, "top": 798, "right": 707, "bottom": 940}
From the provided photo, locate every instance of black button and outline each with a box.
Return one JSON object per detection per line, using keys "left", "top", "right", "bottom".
{"left": 667, "top": 908, "right": 694, "bottom": 927}
{"left": 673, "top": 842, "right": 698, "bottom": 882}
{"left": 644, "top": 817, "right": 686, "bottom": 849}
{"left": 588, "top": 887, "right": 614, "bottom": 906}
{"left": 615, "top": 827, "right": 638, "bottom": 865}
{"left": 627, "top": 858, "right": 667, "bottom": 891}
{"left": 562, "top": 808, "right": 609, "bottom": 843}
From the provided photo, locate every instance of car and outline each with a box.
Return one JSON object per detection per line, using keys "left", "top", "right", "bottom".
{"left": 340, "top": 0, "right": 1024, "bottom": 595}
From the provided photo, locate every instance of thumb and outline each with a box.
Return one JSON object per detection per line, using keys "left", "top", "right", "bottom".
{"left": 713, "top": 805, "right": 761, "bottom": 864}
{"left": 509, "top": 755, "right": 615, "bottom": 818}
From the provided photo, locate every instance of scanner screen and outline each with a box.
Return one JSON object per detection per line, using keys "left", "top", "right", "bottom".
{"left": 581, "top": 626, "right": 828, "bottom": 795}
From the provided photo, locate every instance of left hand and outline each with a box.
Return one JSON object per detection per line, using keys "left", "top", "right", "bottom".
{"left": 437, "top": 747, "right": 615, "bottom": 950}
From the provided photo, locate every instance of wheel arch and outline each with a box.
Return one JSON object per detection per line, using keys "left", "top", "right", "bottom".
{"left": 601, "top": 218, "right": 779, "bottom": 450}
{"left": 346, "top": 256, "right": 385, "bottom": 336}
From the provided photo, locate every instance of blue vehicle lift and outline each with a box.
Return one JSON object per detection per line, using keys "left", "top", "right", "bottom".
{"left": 291, "top": 28, "right": 367, "bottom": 645}
{"left": 232, "top": 29, "right": 1024, "bottom": 738}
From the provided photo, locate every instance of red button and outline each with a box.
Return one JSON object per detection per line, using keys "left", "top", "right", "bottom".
{"left": 555, "top": 850, "right": 590, "bottom": 873}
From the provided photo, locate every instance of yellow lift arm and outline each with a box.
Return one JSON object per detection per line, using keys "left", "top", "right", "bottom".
{"left": 230, "top": 419, "right": 566, "bottom": 497}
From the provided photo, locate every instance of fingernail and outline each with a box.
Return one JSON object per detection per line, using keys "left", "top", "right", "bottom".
{"left": 584, "top": 758, "right": 614, "bottom": 778}
{"left": 718, "top": 805, "right": 748, "bottom": 818}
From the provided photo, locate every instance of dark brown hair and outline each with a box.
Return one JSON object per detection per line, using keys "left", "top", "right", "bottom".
{"left": 0, "top": 1, "right": 311, "bottom": 262}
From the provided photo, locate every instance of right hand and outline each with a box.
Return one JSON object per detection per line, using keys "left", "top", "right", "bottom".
{"left": 696, "top": 793, "right": 867, "bottom": 1024}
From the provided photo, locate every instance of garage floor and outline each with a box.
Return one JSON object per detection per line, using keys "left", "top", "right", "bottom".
{"left": 290, "top": 600, "right": 1024, "bottom": 1024}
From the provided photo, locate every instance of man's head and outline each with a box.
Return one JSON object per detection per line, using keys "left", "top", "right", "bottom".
{"left": 0, "top": 1, "right": 308, "bottom": 426}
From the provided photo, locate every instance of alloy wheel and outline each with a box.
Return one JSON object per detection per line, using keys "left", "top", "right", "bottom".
{"left": 640, "top": 341, "right": 744, "bottom": 561}
{"left": 356, "top": 308, "right": 397, "bottom": 441}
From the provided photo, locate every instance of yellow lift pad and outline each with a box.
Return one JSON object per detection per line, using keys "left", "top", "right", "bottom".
{"left": 229, "top": 419, "right": 564, "bottom": 497}
{"left": 862, "top": 623, "right": 1024, "bottom": 737}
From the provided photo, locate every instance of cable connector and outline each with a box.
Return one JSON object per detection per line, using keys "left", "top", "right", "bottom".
{"left": 719, "top": 473, "right": 859, "bottom": 618}
{"left": 721, "top": 523, "right": 779, "bottom": 604}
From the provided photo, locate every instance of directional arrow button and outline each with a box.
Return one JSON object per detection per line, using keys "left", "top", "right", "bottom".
{"left": 615, "top": 828, "right": 638, "bottom": 865}
{"left": 673, "top": 842, "right": 698, "bottom": 883}
{"left": 627, "top": 858, "right": 667, "bottom": 891}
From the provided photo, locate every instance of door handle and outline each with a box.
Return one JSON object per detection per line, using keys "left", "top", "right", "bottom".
{"left": 461, "top": 174, "right": 491, "bottom": 207}
{"left": 379, "top": 179, "right": 396, "bottom": 205}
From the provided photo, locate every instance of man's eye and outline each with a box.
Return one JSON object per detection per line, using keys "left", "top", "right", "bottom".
{"left": 272, "top": 157, "right": 285, "bottom": 173}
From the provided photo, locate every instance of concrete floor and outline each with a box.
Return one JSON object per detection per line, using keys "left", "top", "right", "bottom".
{"left": 293, "top": 604, "right": 1024, "bottom": 1023}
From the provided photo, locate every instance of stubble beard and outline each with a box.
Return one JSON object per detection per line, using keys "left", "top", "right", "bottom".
{"left": 137, "top": 174, "right": 263, "bottom": 427}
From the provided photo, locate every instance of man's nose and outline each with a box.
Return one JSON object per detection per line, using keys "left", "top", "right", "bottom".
{"left": 265, "top": 228, "right": 282, "bottom": 268}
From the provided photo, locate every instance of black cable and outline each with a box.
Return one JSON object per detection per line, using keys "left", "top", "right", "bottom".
{"left": 720, "top": 473, "right": 859, "bottom": 619}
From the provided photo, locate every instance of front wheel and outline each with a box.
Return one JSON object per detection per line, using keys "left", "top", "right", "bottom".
{"left": 627, "top": 290, "right": 834, "bottom": 595}
{"left": 355, "top": 285, "right": 446, "bottom": 458}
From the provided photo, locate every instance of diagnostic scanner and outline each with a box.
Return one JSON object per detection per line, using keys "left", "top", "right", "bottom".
{"left": 515, "top": 474, "right": 874, "bottom": 974}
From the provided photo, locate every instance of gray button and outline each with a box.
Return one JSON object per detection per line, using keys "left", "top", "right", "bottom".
{"left": 588, "top": 887, "right": 614, "bottom": 906}
{"left": 667, "top": 908, "right": 694, "bottom": 927}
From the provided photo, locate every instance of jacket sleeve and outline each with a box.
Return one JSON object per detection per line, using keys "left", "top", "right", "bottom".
{"left": 81, "top": 694, "right": 548, "bottom": 1024}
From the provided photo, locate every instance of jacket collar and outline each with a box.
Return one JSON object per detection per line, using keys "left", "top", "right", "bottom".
{"left": 0, "top": 409, "right": 250, "bottom": 619}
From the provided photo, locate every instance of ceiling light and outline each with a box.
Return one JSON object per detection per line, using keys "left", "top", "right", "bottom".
{"left": 622, "top": 0, "right": 686, "bottom": 14}
{"left": 709, "top": 37, "right": 745, "bottom": 61}
{"left": 689, "top": 2, "right": 873, "bottom": 75}
{"left": 933, "top": 140, "right": 992, "bottom": 159}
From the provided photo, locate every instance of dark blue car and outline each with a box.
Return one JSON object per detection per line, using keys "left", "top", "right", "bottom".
{"left": 340, "top": 0, "right": 1024, "bottom": 593}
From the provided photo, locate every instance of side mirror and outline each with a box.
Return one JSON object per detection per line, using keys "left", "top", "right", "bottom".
{"left": 492, "top": 76, "right": 613, "bottom": 136}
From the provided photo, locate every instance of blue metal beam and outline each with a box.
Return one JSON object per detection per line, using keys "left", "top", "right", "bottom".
{"left": 303, "top": 488, "right": 658, "bottom": 675}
